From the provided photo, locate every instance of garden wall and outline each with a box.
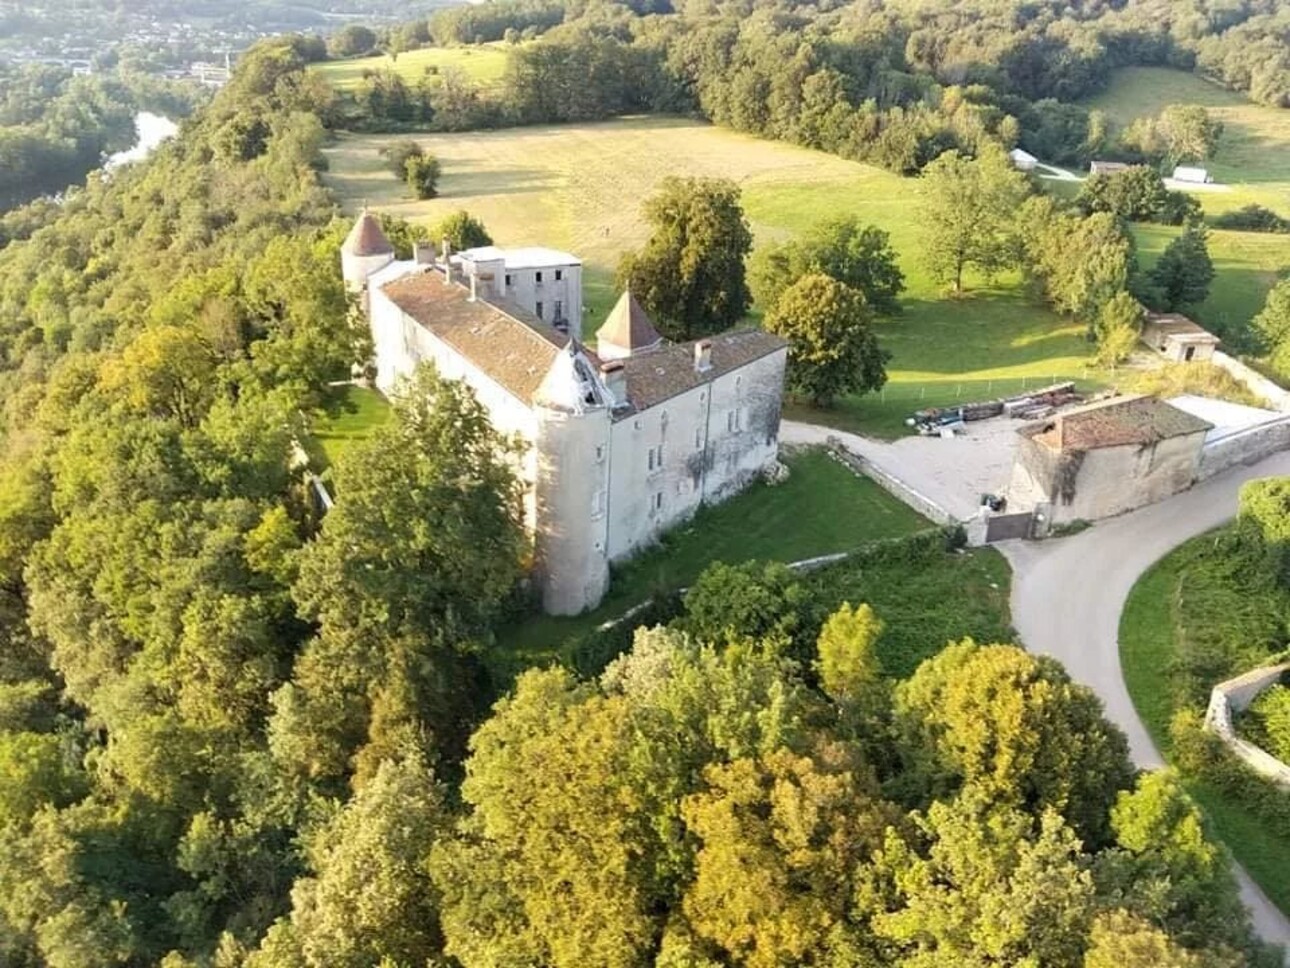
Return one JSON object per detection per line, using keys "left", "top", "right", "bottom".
{"left": 1197, "top": 415, "right": 1290, "bottom": 480}
{"left": 1211, "top": 351, "right": 1290, "bottom": 412}
{"left": 825, "top": 437, "right": 957, "bottom": 527}
{"left": 1205, "top": 662, "right": 1290, "bottom": 788}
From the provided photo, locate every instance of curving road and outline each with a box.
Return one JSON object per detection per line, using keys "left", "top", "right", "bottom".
{"left": 998, "top": 449, "right": 1290, "bottom": 953}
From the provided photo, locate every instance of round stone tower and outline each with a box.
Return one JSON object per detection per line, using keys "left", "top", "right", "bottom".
{"left": 340, "top": 210, "right": 395, "bottom": 299}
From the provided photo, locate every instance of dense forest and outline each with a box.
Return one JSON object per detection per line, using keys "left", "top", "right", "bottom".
{"left": 0, "top": 29, "right": 1285, "bottom": 968}
{"left": 333, "top": 0, "right": 1289, "bottom": 173}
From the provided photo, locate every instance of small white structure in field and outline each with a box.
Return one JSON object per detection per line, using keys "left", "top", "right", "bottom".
{"left": 1089, "top": 160, "right": 1130, "bottom": 176}
{"left": 1171, "top": 165, "right": 1211, "bottom": 184}
{"left": 1008, "top": 148, "right": 1038, "bottom": 171}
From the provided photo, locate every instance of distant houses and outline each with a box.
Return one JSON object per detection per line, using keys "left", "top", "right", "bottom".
{"left": 1089, "top": 160, "right": 1131, "bottom": 176}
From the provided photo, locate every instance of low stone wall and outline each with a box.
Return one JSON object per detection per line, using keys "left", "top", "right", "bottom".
{"left": 1205, "top": 662, "right": 1290, "bottom": 788}
{"left": 824, "top": 437, "right": 958, "bottom": 527}
{"left": 1212, "top": 351, "right": 1290, "bottom": 412}
{"left": 1197, "top": 415, "right": 1290, "bottom": 480}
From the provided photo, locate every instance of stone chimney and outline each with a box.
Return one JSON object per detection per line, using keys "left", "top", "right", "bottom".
{"left": 440, "top": 238, "right": 452, "bottom": 285}
{"left": 600, "top": 360, "right": 627, "bottom": 407}
{"left": 694, "top": 339, "right": 713, "bottom": 373}
{"left": 469, "top": 272, "right": 478, "bottom": 302}
{"left": 413, "top": 241, "right": 434, "bottom": 264}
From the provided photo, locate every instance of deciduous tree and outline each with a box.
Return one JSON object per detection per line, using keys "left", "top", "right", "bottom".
{"left": 765, "top": 273, "right": 888, "bottom": 406}
{"left": 617, "top": 177, "right": 753, "bottom": 340}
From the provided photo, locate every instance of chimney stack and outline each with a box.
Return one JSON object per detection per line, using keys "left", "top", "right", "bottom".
{"left": 694, "top": 339, "right": 713, "bottom": 373}
{"left": 413, "top": 241, "right": 433, "bottom": 265}
{"left": 440, "top": 238, "right": 452, "bottom": 285}
{"left": 600, "top": 360, "right": 626, "bottom": 407}
{"left": 469, "top": 272, "right": 478, "bottom": 302}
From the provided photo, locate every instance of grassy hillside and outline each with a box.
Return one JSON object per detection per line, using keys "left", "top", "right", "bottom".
{"left": 312, "top": 44, "right": 511, "bottom": 91}
{"left": 324, "top": 118, "right": 1108, "bottom": 438}
{"left": 1082, "top": 67, "right": 1290, "bottom": 346}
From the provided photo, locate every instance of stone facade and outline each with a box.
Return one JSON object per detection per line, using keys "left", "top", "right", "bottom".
{"left": 1006, "top": 395, "right": 1211, "bottom": 524}
{"left": 342, "top": 214, "right": 787, "bottom": 615}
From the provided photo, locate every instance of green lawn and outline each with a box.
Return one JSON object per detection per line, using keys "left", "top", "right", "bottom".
{"left": 497, "top": 446, "right": 932, "bottom": 662}
{"left": 324, "top": 117, "right": 1112, "bottom": 439}
{"left": 308, "top": 384, "right": 392, "bottom": 471}
{"left": 1120, "top": 532, "right": 1290, "bottom": 916}
{"left": 312, "top": 44, "right": 511, "bottom": 91}
{"left": 1081, "top": 67, "right": 1290, "bottom": 347}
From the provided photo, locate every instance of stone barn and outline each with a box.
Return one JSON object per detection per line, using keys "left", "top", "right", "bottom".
{"left": 1006, "top": 395, "right": 1212, "bottom": 525}
{"left": 1141, "top": 311, "right": 1220, "bottom": 363}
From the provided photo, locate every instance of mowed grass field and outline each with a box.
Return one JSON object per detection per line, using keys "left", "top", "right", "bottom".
{"left": 1082, "top": 68, "right": 1290, "bottom": 343}
{"left": 312, "top": 44, "right": 511, "bottom": 91}
{"left": 324, "top": 117, "right": 1109, "bottom": 438}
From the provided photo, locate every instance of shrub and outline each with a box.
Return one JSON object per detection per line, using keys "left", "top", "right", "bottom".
{"left": 405, "top": 153, "right": 442, "bottom": 200}
{"left": 1212, "top": 204, "right": 1290, "bottom": 234}
{"left": 380, "top": 139, "right": 424, "bottom": 178}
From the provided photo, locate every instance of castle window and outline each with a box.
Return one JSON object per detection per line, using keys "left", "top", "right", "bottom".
{"left": 504, "top": 274, "right": 512, "bottom": 286}
{"left": 647, "top": 444, "right": 663, "bottom": 472}
{"left": 555, "top": 299, "right": 563, "bottom": 320}
{"left": 591, "top": 488, "right": 606, "bottom": 519}
{"left": 735, "top": 375, "right": 743, "bottom": 388}
{"left": 536, "top": 271, "right": 544, "bottom": 284}
{"left": 694, "top": 429, "right": 702, "bottom": 449}
{"left": 595, "top": 445, "right": 605, "bottom": 463}
{"left": 652, "top": 491, "right": 663, "bottom": 513}
{"left": 535, "top": 301, "right": 544, "bottom": 319}
{"left": 727, "top": 409, "right": 742, "bottom": 433}
{"left": 556, "top": 269, "right": 563, "bottom": 281}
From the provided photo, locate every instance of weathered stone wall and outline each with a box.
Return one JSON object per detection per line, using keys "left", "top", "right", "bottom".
{"left": 1205, "top": 662, "right": 1290, "bottom": 789}
{"left": 1197, "top": 416, "right": 1290, "bottom": 480}
{"left": 604, "top": 347, "right": 787, "bottom": 563}
{"left": 825, "top": 438, "right": 956, "bottom": 527}
{"left": 1212, "top": 350, "right": 1290, "bottom": 412}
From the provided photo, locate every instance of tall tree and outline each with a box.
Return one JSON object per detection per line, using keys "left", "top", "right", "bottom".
{"left": 431, "top": 210, "right": 493, "bottom": 250}
{"left": 750, "top": 217, "right": 905, "bottom": 316}
{"left": 920, "top": 146, "right": 1031, "bottom": 293}
{"left": 617, "top": 177, "right": 753, "bottom": 340}
{"left": 765, "top": 273, "right": 888, "bottom": 406}
{"left": 1147, "top": 225, "right": 1215, "bottom": 312}
{"left": 1094, "top": 291, "right": 1143, "bottom": 368}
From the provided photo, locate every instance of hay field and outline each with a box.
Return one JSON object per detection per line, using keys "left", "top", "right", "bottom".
{"left": 323, "top": 116, "right": 1107, "bottom": 437}
{"left": 312, "top": 44, "right": 511, "bottom": 91}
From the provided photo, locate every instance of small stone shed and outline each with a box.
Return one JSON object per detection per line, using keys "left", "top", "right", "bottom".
{"left": 1141, "top": 311, "right": 1221, "bottom": 363}
{"left": 1006, "top": 395, "right": 1212, "bottom": 524}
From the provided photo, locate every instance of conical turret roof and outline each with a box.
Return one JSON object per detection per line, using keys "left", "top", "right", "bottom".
{"left": 343, "top": 210, "right": 395, "bottom": 257}
{"left": 597, "top": 290, "right": 663, "bottom": 353}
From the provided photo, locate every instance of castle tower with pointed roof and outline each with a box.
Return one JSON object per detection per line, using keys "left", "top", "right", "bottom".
{"left": 341, "top": 210, "right": 396, "bottom": 297}
{"left": 597, "top": 290, "right": 664, "bottom": 360}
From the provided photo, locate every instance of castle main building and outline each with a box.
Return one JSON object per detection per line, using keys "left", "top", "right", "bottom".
{"left": 342, "top": 212, "right": 788, "bottom": 615}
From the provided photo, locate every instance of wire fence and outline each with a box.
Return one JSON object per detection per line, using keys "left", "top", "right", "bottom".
{"left": 875, "top": 372, "right": 1096, "bottom": 406}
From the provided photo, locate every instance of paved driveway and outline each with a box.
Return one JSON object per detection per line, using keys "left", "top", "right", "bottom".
{"left": 999, "top": 450, "right": 1290, "bottom": 953}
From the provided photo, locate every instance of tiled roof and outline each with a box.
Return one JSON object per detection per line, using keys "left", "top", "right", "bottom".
{"left": 1021, "top": 394, "right": 1212, "bottom": 451}
{"left": 343, "top": 212, "right": 395, "bottom": 257}
{"left": 379, "top": 269, "right": 568, "bottom": 403}
{"left": 616, "top": 330, "right": 787, "bottom": 418}
{"left": 598, "top": 290, "right": 663, "bottom": 353}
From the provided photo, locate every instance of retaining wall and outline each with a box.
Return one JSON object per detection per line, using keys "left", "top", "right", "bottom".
{"left": 824, "top": 437, "right": 957, "bottom": 527}
{"left": 1212, "top": 351, "right": 1290, "bottom": 412}
{"left": 1197, "top": 415, "right": 1290, "bottom": 480}
{"left": 1205, "top": 662, "right": 1290, "bottom": 788}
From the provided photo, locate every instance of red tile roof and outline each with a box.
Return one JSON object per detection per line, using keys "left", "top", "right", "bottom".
{"left": 343, "top": 212, "right": 395, "bottom": 257}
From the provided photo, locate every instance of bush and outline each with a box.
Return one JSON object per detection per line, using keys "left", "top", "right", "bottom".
{"left": 1241, "top": 681, "right": 1290, "bottom": 762}
{"left": 563, "top": 592, "right": 684, "bottom": 678}
{"left": 380, "top": 139, "right": 424, "bottom": 178}
{"left": 405, "top": 153, "right": 442, "bottom": 200}
{"left": 1212, "top": 204, "right": 1290, "bottom": 234}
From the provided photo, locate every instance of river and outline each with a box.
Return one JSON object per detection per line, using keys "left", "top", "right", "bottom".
{"left": 106, "top": 112, "right": 179, "bottom": 170}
